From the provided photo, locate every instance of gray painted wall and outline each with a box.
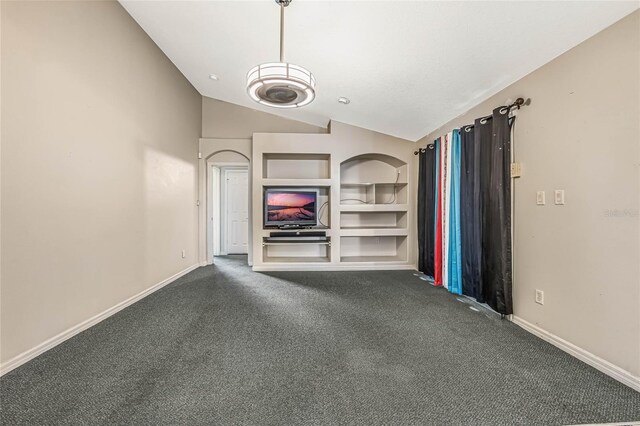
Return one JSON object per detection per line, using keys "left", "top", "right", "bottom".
{"left": 202, "top": 97, "right": 327, "bottom": 139}
{"left": 1, "top": 1, "right": 202, "bottom": 365}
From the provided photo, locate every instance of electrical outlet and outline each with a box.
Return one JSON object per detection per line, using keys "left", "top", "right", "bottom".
{"left": 536, "top": 191, "right": 545, "bottom": 206}
{"left": 510, "top": 162, "right": 522, "bottom": 178}
{"left": 535, "top": 289, "right": 544, "bottom": 305}
{"left": 181, "top": 249, "right": 186, "bottom": 259}
{"left": 554, "top": 189, "right": 565, "bottom": 205}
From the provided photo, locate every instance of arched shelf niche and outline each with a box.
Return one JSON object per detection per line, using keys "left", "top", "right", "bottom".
{"left": 340, "top": 153, "right": 406, "bottom": 184}
{"left": 338, "top": 152, "right": 409, "bottom": 264}
{"left": 339, "top": 153, "right": 408, "bottom": 206}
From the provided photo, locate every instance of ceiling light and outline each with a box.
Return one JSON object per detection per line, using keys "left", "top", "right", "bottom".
{"left": 338, "top": 97, "right": 350, "bottom": 105}
{"left": 246, "top": 0, "right": 315, "bottom": 108}
{"left": 209, "top": 74, "right": 219, "bottom": 80}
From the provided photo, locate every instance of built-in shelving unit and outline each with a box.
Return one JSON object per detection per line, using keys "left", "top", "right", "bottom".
{"left": 251, "top": 126, "right": 414, "bottom": 271}
{"left": 257, "top": 152, "right": 332, "bottom": 265}
{"left": 337, "top": 154, "right": 410, "bottom": 266}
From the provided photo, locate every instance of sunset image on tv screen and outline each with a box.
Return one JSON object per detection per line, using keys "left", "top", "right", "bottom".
{"left": 266, "top": 192, "right": 316, "bottom": 223}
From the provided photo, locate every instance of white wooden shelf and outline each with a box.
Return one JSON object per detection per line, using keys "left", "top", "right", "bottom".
{"left": 340, "top": 255, "right": 407, "bottom": 264}
{"left": 263, "top": 241, "right": 330, "bottom": 246}
{"left": 263, "top": 256, "right": 331, "bottom": 263}
{"left": 340, "top": 224, "right": 405, "bottom": 229}
{"left": 340, "top": 228, "right": 408, "bottom": 237}
{"left": 262, "top": 178, "right": 332, "bottom": 187}
{"left": 259, "top": 228, "right": 332, "bottom": 237}
{"left": 339, "top": 204, "right": 409, "bottom": 212}
{"left": 341, "top": 182, "right": 408, "bottom": 187}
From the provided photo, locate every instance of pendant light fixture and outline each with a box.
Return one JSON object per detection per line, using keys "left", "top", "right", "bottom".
{"left": 246, "top": 0, "right": 315, "bottom": 108}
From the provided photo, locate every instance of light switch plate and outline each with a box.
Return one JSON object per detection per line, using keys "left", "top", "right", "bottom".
{"left": 536, "top": 191, "right": 545, "bottom": 205}
{"left": 554, "top": 190, "right": 565, "bottom": 205}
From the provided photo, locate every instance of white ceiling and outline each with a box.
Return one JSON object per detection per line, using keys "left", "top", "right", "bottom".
{"left": 120, "top": 1, "right": 638, "bottom": 141}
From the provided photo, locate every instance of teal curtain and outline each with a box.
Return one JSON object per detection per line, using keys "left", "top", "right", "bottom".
{"left": 447, "top": 129, "right": 462, "bottom": 295}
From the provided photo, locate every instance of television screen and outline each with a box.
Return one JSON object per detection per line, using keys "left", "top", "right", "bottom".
{"left": 264, "top": 189, "right": 318, "bottom": 227}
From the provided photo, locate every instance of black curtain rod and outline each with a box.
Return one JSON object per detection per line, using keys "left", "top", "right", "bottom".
{"left": 414, "top": 97, "right": 530, "bottom": 155}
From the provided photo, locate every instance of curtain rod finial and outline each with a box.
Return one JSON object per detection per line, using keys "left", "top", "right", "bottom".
{"left": 514, "top": 97, "right": 531, "bottom": 109}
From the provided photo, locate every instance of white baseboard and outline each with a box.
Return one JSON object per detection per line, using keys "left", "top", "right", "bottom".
{"left": 510, "top": 316, "right": 640, "bottom": 392}
{"left": 0, "top": 263, "right": 200, "bottom": 377}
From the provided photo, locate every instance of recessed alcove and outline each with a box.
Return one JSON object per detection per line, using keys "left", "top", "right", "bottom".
{"left": 338, "top": 153, "right": 410, "bottom": 265}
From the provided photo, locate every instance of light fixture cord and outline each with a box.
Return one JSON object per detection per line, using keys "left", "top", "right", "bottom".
{"left": 279, "top": 2, "right": 285, "bottom": 62}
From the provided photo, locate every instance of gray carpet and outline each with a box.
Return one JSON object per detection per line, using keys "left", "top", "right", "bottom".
{"left": 1, "top": 256, "right": 638, "bottom": 425}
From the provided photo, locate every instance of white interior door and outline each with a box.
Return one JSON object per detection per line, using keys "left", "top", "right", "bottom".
{"left": 224, "top": 169, "right": 249, "bottom": 254}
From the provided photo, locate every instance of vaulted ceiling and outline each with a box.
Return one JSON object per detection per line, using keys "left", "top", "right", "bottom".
{"left": 120, "top": 1, "right": 638, "bottom": 141}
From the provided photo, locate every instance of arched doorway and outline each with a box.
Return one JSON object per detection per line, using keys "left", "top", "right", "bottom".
{"left": 207, "top": 150, "right": 250, "bottom": 264}
{"left": 198, "top": 139, "right": 252, "bottom": 266}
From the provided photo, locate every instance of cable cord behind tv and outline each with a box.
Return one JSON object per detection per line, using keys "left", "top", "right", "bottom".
{"left": 383, "top": 171, "right": 400, "bottom": 204}
{"left": 317, "top": 201, "right": 329, "bottom": 227}
{"left": 338, "top": 172, "right": 400, "bottom": 206}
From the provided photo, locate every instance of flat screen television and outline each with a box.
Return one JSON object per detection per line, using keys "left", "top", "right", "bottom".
{"left": 264, "top": 188, "right": 318, "bottom": 228}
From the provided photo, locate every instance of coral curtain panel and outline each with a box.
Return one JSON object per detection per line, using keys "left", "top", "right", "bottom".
{"left": 442, "top": 133, "right": 451, "bottom": 289}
